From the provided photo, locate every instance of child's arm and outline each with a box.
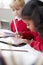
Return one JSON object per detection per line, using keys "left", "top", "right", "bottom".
{"left": 21, "top": 28, "right": 38, "bottom": 40}
{"left": 30, "top": 39, "right": 43, "bottom": 52}
{"left": 30, "top": 33, "right": 43, "bottom": 52}
{"left": 10, "top": 19, "right": 27, "bottom": 33}
{"left": 10, "top": 20, "right": 16, "bottom": 32}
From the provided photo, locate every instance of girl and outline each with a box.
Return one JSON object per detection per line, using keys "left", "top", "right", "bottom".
{"left": 21, "top": 0, "right": 43, "bottom": 52}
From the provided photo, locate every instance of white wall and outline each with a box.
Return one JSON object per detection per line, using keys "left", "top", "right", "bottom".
{"left": 0, "top": 8, "right": 14, "bottom": 29}
{"left": 0, "top": 8, "right": 14, "bottom": 22}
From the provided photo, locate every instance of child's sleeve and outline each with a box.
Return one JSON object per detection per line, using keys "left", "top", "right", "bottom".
{"left": 16, "top": 19, "right": 27, "bottom": 32}
{"left": 10, "top": 19, "right": 27, "bottom": 33}
{"left": 30, "top": 40, "right": 43, "bottom": 52}
{"left": 10, "top": 19, "right": 16, "bottom": 32}
{"left": 22, "top": 29, "right": 38, "bottom": 40}
{"left": 22, "top": 30, "right": 34, "bottom": 40}
{"left": 30, "top": 35, "right": 43, "bottom": 52}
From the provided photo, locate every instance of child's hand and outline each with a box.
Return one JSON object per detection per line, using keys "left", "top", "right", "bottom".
{"left": 14, "top": 33, "right": 23, "bottom": 38}
{"left": 12, "top": 37, "right": 30, "bottom": 45}
{"left": 12, "top": 33, "right": 30, "bottom": 44}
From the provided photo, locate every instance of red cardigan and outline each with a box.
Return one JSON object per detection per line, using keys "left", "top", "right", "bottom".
{"left": 10, "top": 19, "right": 27, "bottom": 32}
{"left": 10, "top": 18, "right": 43, "bottom": 52}
{"left": 23, "top": 30, "right": 43, "bottom": 52}
{"left": 21, "top": 29, "right": 43, "bottom": 52}
{"left": 30, "top": 34, "right": 43, "bottom": 52}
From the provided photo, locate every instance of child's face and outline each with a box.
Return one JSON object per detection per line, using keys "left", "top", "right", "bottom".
{"left": 23, "top": 19, "right": 36, "bottom": 32}
{"left": 12, "top": 7, "right": 22, "bottom": 17}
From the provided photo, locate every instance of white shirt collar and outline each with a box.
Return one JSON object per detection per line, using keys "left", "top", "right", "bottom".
{"left": 15, "top": 16, "right": 22, "bottom": 21}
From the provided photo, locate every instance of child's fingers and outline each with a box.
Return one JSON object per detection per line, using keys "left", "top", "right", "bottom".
{"left": 15, "top": 34, "right": 23, "bottom": 38}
